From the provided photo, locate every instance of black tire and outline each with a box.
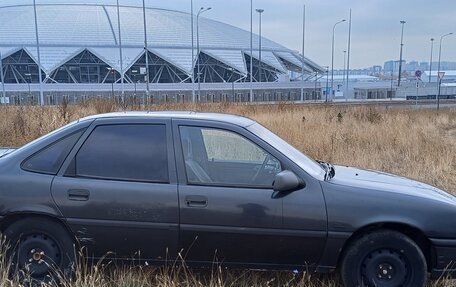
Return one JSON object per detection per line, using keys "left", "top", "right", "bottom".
{"left": 340, "top": 230, "right": 427, "bottom": 287}
{"left": 4, "top": 217, "right": 76, "bottom": 282}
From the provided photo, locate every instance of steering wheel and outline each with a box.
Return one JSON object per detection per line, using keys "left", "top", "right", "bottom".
{"left": 251, "top": 154, "right": 271, "bottom": 184}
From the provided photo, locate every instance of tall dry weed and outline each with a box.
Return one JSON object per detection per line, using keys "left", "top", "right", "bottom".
{"left": 0, "top": 102, "right": 455, "bottom": 286}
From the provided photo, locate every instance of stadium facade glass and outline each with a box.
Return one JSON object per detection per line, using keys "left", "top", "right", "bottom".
{"left": 0, "top": 2, "right": 324, "bottom": 85}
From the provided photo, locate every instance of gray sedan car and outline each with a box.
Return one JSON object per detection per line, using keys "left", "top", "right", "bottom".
{"left": 0, "top": 111, "right": 455, "bottom": 287}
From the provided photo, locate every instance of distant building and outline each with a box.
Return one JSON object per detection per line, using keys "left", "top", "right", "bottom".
{"left": 372, "top": 65, "right": 382, "bottom": 74}
{"left": 405, "top": 61, "right": 420, "bottom": 72}
{"left": 422, "top": 70, "right": 456, "bottom": 83}
{"left": 384, "top": 60, "right": 406, "bottom": 74}
{"left": 317, "top": 75, "right": 380, "bottom": 83}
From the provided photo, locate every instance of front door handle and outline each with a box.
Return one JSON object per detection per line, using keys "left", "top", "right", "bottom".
{"left": 185, "top": 195, "right": 208, "bottom": 208}
{"left": 68, "top": 189, "right": 90, "bottom": 201}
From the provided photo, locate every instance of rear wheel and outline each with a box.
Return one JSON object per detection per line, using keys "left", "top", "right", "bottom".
{"left": 340, "top": 230, "right": 427, "bottom": 287}
{"left": 4, "top": 218, "right": 76, "bottom": 282}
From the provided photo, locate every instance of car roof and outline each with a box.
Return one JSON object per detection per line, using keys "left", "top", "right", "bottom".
{"left": 78, "top": 111, "right": 256, "bottom": 127}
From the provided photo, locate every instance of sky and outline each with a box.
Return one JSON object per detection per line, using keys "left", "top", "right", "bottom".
{"left": 3, "top": 0, "right": 456, "bottom": 69}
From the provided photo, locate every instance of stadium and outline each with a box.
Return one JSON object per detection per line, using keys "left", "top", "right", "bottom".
{"left": 0, "top": 2, "right": 324, "bottom": 103}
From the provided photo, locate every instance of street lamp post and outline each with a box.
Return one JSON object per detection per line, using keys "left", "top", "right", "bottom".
{"left": 437, "top": 32, "right": 453, "bottom": 110}
{"left": 429, "top": 38, "right": 435, "bottom": 83}
{"left": 32, "top": 0, "right": 44, "bottom": 106}
{"left": 300, "top": 4, "right": 306, "bottom": 102}
{"left": 250, "top": 0, "right": 253, "bottom": 102}
{"left": 107, "top": 67, "right": 115, "bottom": 99}
{"left": 345, "top": 8, "right": 352, "bottom": 99}
{"left": 25, "top": 73, "right": 32, "bottom": 98}
{"left": 397, "top": 20, "right": 406, "bottom": 87}
{"left": 196, "top": 7, "right": 212, "bottom": 102}
{"left": 343, "top": 50, "right": 347, "bottom": 88}
{"left": 142, "top": 0, "right": 150, "bottom": 98}
{"left": 324, "top": 66, "right": 329, "bottom": 102}
{"left": 256, "top": 9, "right": 264, "bottom": 83}
{"left": 0, "top": 51, "right": 6, "bottom": 105}
{"left": 190, "top": 0, "right": 195, "bottom": 103}
{"left": 331, "top": 19, "right": 346, "bottom": 101}
{"left": 390, "top": 65, "right": 394, "bottom": 100}
{"left": 116, "top": 0, "right": 124, "bottom": 103}
{"left": 314, "top": 71, "right": 318, "bottom": 101}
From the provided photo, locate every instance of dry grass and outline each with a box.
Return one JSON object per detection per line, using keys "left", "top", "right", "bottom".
{"left": 0, "top": 100, "right": 455, "bottom": 286}
{"left": 1, "top": 100, "right": 454, "bottom": 193}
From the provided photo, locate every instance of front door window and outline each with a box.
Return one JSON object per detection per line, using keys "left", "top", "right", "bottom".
{"left": 179, "top": 126, "right": 282, "bottom": 188}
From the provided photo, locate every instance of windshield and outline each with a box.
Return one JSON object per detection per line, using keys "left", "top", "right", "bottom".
{"left": 247, "top": 123, "right": 326, "bottom": 181}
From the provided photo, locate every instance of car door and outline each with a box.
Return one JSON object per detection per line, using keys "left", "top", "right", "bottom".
{"left": 51, "top": 117, "right": 179, "bottom": 261}
{"left": 173, "top": 119, "right": 327, "bottom": 269}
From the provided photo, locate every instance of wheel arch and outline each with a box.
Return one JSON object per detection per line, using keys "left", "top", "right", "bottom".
{"left": 338, "top": 222, "right": 434, "bottom": 272}
{"left": 0, "top": 212, "right": 80, "bottom": 249}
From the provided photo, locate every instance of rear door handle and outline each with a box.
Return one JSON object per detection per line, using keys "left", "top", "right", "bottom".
{"left": 185, "top": 195, "right": 208, "bottom": 208}
{"left": 68, "top": 189, "right": 90, "bottom": 201}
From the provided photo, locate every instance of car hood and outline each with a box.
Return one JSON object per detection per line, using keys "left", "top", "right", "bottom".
{"left": 328, "top": 165, "right": 456, "bottom": 204}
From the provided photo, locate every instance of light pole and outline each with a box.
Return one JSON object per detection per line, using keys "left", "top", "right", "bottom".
{"left": 32, "top": 0, "right": 44, "bottom": 106}
{"left": 390, "top": 66, "right": 394, "bottom": 100}
{"left": 397, "top": 20, "right": 406, "bottom": 87}
{"left": 116, "top": 0, "right": 124, "bottom": 102}
{"left": 131, "top": 71, "right": 138, "bottom": 97}
{"left": 107, "top": 67, "right": 115, "bottom": 99}
{"left": 256, "top": 9, "right": 264, "bottom": 83}
{"left": 25, "top": 73, "right": 32, "bottom": 98}
{"left": 343, "top": 50, "right": 347, "bottom": 88}
{"left": 196, "top": 7, "right": 212, "bottom": 101}
{"left": 324, "top": 66, "right": 329, "bottom": 102}
{"left": 429, "top": 38, "right": 435, "bottom": 83}
{"left": 142, "top": 0, "right": 150, "bottom": 98}
{"left": 0, "top": 51, "right": 5, "bottom": 105}
{"left": 345, "top": 8, "right": 352, "bottom": 99}
{"left": 314, "top": 71, "right": 318, "bottom": 101}
{"left": 191, "top": 0, "right": 195, "bottom": 103}
{"left": 331, "top": 19, "right": 346, "bottom": 100}
{"left": 437, "top": 32, "right": 453, "bottom": 109}
{"left": 300, "top": 4, "right": 306, "bottom": 102}
{"left": 249, "top": 0, "right": 253, "bottom": 102}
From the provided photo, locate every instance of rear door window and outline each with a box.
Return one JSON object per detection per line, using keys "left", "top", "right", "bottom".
{"left": 73, "top": 124, "right": 168, "bottom": 183}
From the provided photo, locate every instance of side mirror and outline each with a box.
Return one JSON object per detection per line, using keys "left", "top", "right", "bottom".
{"left": 273, "top": 170, "right": 304, "bottom": 192}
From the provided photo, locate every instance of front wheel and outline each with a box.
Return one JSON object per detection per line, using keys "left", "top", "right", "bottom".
{"left": 340, "top": 230, "right": 427, "bottom": 287}
{"left": 4, "top": 218, "right": 76, "bottom": 282}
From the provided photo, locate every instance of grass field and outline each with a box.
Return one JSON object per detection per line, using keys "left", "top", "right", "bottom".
{"left": 0, "top": 101, "right": 455, "bottom": 286}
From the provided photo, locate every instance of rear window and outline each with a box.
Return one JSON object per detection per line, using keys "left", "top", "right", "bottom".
{"left": 22, "top": 130, "right": 85, "bottom": 175}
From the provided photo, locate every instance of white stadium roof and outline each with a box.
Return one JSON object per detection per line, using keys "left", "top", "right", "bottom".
{"left": 0, "top": 2, "right": 324, "bottom": 75}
